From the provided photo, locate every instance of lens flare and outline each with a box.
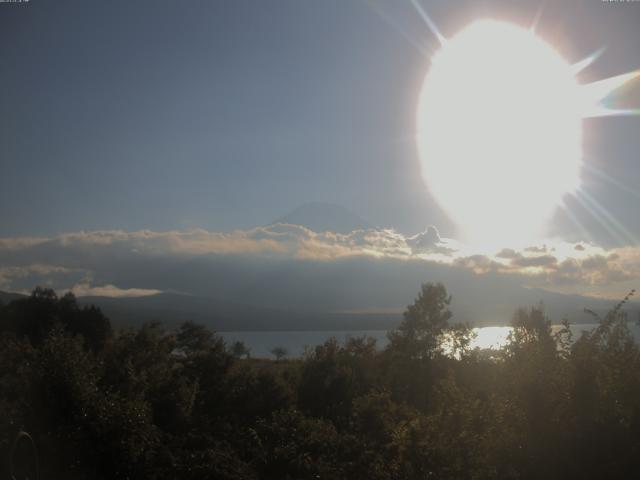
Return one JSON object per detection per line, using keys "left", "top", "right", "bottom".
{"left": 417, "top": 20, "right": 582, "bottom": 247}
{"left": 416, "top": 19, "right": 639, "bottom": 248}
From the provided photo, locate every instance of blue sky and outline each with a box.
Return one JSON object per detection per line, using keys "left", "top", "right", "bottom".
{"left": 2, "top": 0, "right": 637, "bottom": 241}
{"left": 1, "top": 0, "right": 640, "bottom": 307}
{"left": 1, "top": 0, "right": 440, "bottom": 235}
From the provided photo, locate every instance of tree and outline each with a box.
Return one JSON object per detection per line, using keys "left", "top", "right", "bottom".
{"left": 388, "top": 282, "right": 452, "bottom": 359}
{"left": 297, "top": 337, "right": 376, "bottom": 423}
{"left": 176, "top": 320, "right": 217, "bottom": 353}
{"left": 255, "top": 409, "right": 345, "bottom": 479}
{"left": 271, "top": 346, "right": 287, "bottom": 361}
{"left": 231, "top": 340, "right": 250, "bottom": 359}
{"left": 0, "top": 288, "right": 112, "bottom": 351}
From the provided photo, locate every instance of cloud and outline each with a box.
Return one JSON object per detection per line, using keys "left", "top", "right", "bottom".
{"left": 70, "top": 283, "right": 161, "bottom": 298}
{"left": 0, "top": 264, "right": 88, "bottom": 294}
{"left": 511, "top": 254, "right": 558, "bottom": 268}
{"left": 524, "top": 244, "right": 549, "bottom": 253}
{"left": 0, "top": 237, "right": 47, "bottom": 251}
{"left": 453, "top": 255, "right": 503, "bottom": 275}
{"left": 496, "top": 248, "right": 518, "bottom": 259}
{"left": 406, "top": 226, "right": 456, "bottom": 255}
{"left": 0, "top": 225, "right": 638, "bottom": 301}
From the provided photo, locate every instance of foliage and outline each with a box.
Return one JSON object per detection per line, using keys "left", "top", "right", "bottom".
{"left": 387, "top": 282, "right": 453, "bottom": 359}
{"left": 1, "top": 285, "right": 640, "bottom": 479}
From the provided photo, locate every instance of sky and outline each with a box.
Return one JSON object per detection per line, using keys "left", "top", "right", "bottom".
{"left": 1, "top": 0, "right": 640, "bottom": 312}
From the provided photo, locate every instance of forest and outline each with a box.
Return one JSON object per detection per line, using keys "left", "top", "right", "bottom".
{"left": 1, "top": 283, "right": 639, "bottom": 479}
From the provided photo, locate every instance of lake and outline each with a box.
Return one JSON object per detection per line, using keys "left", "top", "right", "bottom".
{"left": 221, "top": 323, "right": 640, "bottom": 358}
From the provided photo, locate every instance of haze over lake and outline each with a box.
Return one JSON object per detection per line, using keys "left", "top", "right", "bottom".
{"left": 222, "top": 322, "right": 640, "bottom": 358}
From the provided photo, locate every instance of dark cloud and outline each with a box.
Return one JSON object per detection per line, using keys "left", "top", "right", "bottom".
{"left": 0, "top": 228, "right": 637, "bottom": 315}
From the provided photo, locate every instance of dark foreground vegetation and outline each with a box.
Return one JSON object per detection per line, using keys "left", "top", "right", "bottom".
{"left": 1, "top": 284, "right": 639, "bottom": 479}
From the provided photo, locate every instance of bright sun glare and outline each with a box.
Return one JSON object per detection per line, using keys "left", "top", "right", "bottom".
{"left": 418, "top": 20, "right": 583, "bottom": 247}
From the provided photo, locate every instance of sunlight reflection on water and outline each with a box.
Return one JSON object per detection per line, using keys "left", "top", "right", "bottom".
{"left": 222, "top": 323, "right": 640, "bottom": 358}
{"left": 471, "top": 326, "right": 512, "bottom": 350}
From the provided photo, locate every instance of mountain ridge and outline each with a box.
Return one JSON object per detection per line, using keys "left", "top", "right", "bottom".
{"left": 2, "top": 287, "right": 637, "bottom": 332}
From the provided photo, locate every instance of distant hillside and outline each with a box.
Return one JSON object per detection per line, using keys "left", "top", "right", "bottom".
{"left": 0, "top": 289, "right": 399, "bottom": 331}
{"left": 3, "top": 287, "right": 637, "bottom": 332}
{"left": 77, "top": 293, "right": 401, "bottom": 332}
{"left": 76, "top": 289, "right": 638, "bottom": 332}
{"left": 0, "top": 290, "right": 26, "bottom": 305}
{"left": 272, "top": 202, "right": 371, "bottom": 233}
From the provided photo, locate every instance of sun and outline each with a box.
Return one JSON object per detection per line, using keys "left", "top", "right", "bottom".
{"left": 417, "top": 20, "right": 583, "bottom": 247}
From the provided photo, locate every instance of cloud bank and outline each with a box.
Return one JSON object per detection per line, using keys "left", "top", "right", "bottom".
{"left": 0, "top": 224, "right": 637, "bottom": 307}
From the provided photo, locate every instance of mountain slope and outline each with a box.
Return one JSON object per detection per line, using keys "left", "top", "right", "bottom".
{"left": 75, "top": 288, "right": 638, "bottom": 332}
{"left": 77, "top": 293, "right": 400, "bottom": 331}
{"left": 0, "top": 290, "right": 27, "bottom": 305}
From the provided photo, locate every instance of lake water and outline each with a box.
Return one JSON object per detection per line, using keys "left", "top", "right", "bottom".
{"left": 221, "top": 323, "right": 640, "bottom": 358}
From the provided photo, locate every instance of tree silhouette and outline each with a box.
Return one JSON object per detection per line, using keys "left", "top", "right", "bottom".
{"left": 388, "top": 282, "right": 452, "bottom": 359}
{"left": 270, "top": 346, "right": 287, "bottom": 361}
{"left": 231, "top": 340, "right": 251, "bottom": 359}
{"left": 0, "top": 288, "right": 112, "bottom": 350}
